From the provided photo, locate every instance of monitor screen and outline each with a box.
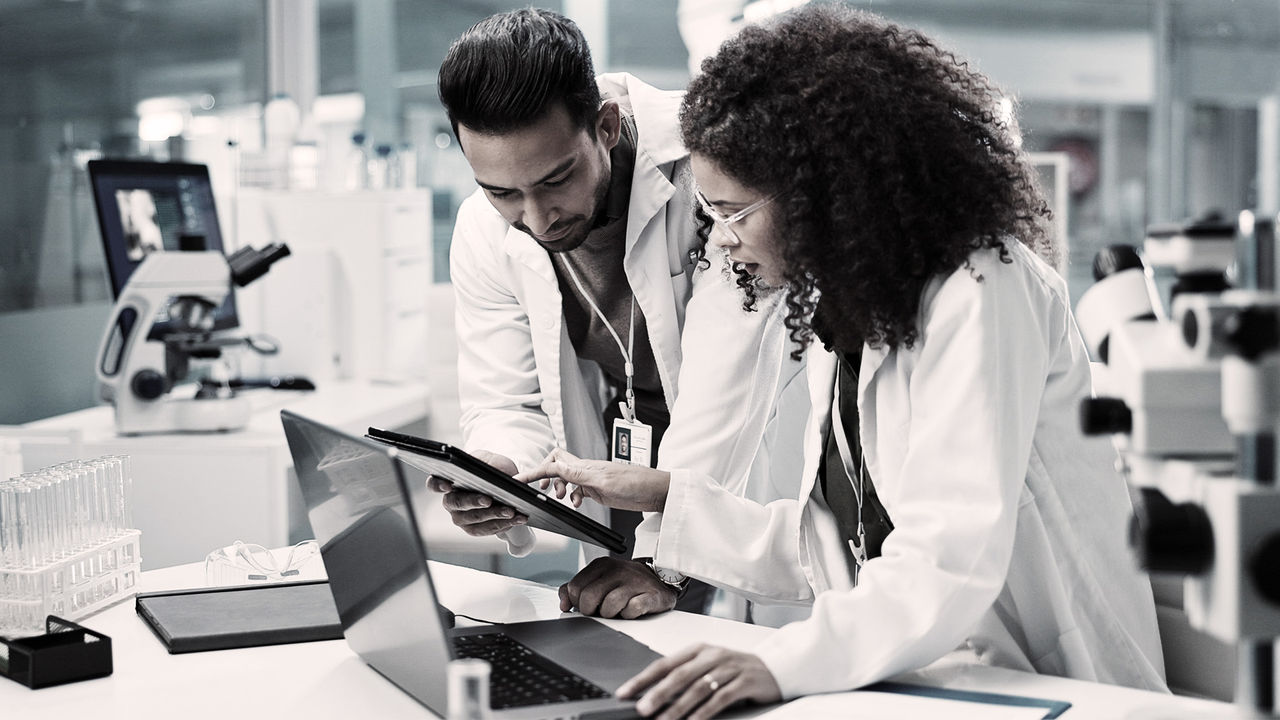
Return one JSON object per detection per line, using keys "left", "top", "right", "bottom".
{"left": 87, "top": 159, "right": 238, "bottom": 336}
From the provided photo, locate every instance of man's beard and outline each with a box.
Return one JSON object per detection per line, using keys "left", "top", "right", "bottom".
{"left": 517, "top": 169, "right": 613, "bottom": 253}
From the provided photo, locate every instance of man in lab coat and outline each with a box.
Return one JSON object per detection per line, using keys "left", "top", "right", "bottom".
{"left": 430, "top": 8, "right": 809, "bottom": 619}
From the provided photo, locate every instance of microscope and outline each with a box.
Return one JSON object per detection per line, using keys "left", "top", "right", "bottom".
{"left": 1077, "top": 212, "right": 1280, "bottom": 715}
{"left": 95, "top": 240, "right": 292, "bottom": 435}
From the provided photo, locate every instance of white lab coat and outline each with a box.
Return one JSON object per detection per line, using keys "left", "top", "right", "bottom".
{"left": 653, "top": 241, "right": 1168, "bottom": 696}
{"left": 640, "top": 260, "right": 813, "bottom": 627}
{"left": 451, "top": 73, "right": 808, "bottom": 563}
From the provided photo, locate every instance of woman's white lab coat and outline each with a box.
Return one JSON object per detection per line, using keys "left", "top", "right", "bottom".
{"left": 451, "top": 73, "right": 807, "bottom": 560}
{"left": 653, "top": 241, "right": 1168, "bottom": 696}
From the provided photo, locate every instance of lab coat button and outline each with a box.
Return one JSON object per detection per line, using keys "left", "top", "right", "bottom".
{"left": 540, "top": 316, "right": 556, "bottom": 330}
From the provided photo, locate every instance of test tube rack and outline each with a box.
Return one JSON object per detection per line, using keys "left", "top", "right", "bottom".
{"left": 0, "top": 530, "right": 141, "bottom": 638}
{"left": 0, "top": 455, "right": 141, "bottom": 638}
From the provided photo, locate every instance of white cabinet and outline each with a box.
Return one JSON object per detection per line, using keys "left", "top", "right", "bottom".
{"left": 228, "top": 189, "right": 433, "bottom": 383}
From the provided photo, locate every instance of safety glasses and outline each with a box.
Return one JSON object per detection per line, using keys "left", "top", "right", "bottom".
{"left": 693, "top": 185, "right": 779, "bottom": 244}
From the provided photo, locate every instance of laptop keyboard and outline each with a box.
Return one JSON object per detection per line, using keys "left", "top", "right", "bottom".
{"left": 453, "top": 632, "right": 611, "bottom": 709}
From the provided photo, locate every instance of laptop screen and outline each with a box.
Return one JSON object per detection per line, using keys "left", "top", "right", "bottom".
{"left": 282, "top": 410, "right": 453, "bottom": 711}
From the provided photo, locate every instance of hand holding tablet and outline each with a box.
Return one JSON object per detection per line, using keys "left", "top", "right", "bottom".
{"left": 365, "top": 427, "right": 626, "bottom": 554}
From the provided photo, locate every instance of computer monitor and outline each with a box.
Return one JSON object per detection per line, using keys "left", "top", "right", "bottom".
{"left": 87, "top": 159, "right": 239, "bottom": 337}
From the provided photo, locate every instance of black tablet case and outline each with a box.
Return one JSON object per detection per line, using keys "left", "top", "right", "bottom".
{"left": 135, "top": 580, "right": 343, "bottom": 654}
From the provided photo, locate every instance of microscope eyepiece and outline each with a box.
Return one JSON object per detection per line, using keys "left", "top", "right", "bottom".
{"left": 1092, "top": 244, "right": 1144, "bottom": 282}
{"left": 228, "top": 242, "right": 292, "bottom": 287}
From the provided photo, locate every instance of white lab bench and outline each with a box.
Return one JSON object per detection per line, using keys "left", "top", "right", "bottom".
{"left": 15, "top": 380, "right": 430, "bottom": 570}
{"left": 0, "top": 554, "right": 1244, "bottom": 719}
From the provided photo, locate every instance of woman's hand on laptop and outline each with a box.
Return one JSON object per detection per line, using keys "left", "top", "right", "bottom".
{"left": 426, "top": 450, "right": 528, "bottom": 536}
{"left": 618, "top": 644, "right": 781, "bottom": 720}
{"left": 516, "top": 448, "right": 670, "bottom": 512}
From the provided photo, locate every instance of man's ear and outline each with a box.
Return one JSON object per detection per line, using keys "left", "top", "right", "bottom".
{"left": 596, "top": 100, "right": 622, "bottom": 151}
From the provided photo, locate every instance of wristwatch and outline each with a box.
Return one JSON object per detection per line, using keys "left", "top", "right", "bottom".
{"left": 638, "top": 557, "right": 689, "bottom": 596}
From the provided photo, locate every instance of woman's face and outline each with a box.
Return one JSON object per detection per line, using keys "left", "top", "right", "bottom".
{"left": 690, "top": 153, "right": 785, "bottom": 286}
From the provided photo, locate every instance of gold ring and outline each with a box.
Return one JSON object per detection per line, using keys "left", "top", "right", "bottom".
{"left": 703, "top": 673, "right": 720, "bottom": 692}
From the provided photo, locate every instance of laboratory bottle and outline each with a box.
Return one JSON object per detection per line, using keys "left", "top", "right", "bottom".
{"left": 397, "top": 142, "right": 418, "bottom": 188}
{"left": 446, "top": 658, "right": 492, "bottom": 720}
{"left": 264, "top": 93, "right": 300, "bottom": 149}
{"left": 345, "top": 131, "right": 370, "bottom": 190}
{"left": 264, "top": 94, "right": 300, "bottom": 189}
{"left": 367, "top": 143, "right": 394, "bottom": 190}
{"left": 289, "top": 139, "right": 319, "bottom": 191}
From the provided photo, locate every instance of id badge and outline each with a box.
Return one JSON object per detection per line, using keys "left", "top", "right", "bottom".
{"left": 611, "top": 417, "right": 652, "bottom": 467}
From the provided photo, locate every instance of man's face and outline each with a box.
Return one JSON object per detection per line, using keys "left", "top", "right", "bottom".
{"left": 459, "top": 102, "right": 620, "bottom": 253}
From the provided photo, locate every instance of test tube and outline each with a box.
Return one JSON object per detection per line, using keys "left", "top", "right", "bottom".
{"left": 14, "top": 483, "right": 32, "bottom": 568}
{"left": 85, "top": 456, "right": 103, "bottom": 540}
{"left": 53, "top": 464, "right": 72, "bottom": 558}
{"left": 98, "top": 459, "right": 115, "bottom": 540}
{"left": 29, "top": 473, "right": 50, "bottom": 567}
{"left": 69, "top": 462, "right": 88, "bottom": 552}
{"left": 85, "top": 458, "right": 100, "bottom": 543}
{"left": 32, "top": 471, "right": 50, "bottom": 566}
{"left": 0, "top": 481, "right": 15, "bottom": 569}
{"left": 87, "top": 459, "right": 103, "bottom": 547}
{"left": 115, "top": 455, "right": 133, "bottom": 531}
{"left": 105, "top": 456, "right": 125, "bottom": 537}
{"left": 446, "top": 659, "right": 492, "bottom": 720}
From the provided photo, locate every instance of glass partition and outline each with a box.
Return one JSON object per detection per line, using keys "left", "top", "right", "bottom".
{"left": 4, "top": 0, "right": 1280, "bottom": 422}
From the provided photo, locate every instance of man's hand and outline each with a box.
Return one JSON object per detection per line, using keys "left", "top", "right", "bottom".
{"left": 426, "top": 449, "right": 528, "bottom": 536}
{"left": 559, "top": 557, "right": 677, "bottom": 619}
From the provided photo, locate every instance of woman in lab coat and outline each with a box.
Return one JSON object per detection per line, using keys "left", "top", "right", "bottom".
{"left": 519, "top": 6, "right": 1167, "bottom": 718}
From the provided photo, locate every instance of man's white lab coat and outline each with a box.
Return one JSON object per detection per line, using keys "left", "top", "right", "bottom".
{"left": 653, "top": 241, "right": 1168, "bottom": 695}
{"left": 451, "top": 73, "right": 808, "bottom": 561}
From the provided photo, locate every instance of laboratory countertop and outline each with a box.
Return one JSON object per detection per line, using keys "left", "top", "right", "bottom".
{"left": 0, "top": 555, "right": 1250, "bottom": 720}
{"left": 14, "top": 379, "right": 436, "bottom": 570}
{"left": 22, "top": 378, "right": 431, "bottom": 445}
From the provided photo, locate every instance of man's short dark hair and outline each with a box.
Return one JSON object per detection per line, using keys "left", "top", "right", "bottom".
{"left": 438, "top": 8, "right": 601, "bottom": 138}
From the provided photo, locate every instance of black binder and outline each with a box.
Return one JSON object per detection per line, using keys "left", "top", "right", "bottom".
{"left": 135, "top": 580, "right": 343, "bottom": 654}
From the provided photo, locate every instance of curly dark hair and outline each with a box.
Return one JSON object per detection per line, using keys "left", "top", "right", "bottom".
{"left": 681, "top": 5, "right": 1055, "bottom": 356}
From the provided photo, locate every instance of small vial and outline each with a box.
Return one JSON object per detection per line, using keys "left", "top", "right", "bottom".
{"left": 446, "top": 658, "right": 492, "bottom": 720}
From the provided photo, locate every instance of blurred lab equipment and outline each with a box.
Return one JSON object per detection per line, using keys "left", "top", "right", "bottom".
{"left": 345, "top": 131, "right": 370, "bottom": 190}
{"left": 1078, "top": 212, "right": 1280, "bottom": 715}
{"left": 86, "top": 160, "right": 299, "bottom": 435}
{"left": 93, "top": 241, "right": 291, "bottom": 435}
{"left": 367, "top": 143, "right": 394, "bottom": 190}
{"left": 0, "top": 455, "right": 140, "bottom": 638}
{"left": 231, "top": 188, "right": 432, "bottom": 383}
{"left": 264, "top": 93, "right": 302, "bottom": 190}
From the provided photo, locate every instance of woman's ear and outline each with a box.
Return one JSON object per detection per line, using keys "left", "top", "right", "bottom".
{"left": 596, "top": 100, "right": 622, "bottom": 151}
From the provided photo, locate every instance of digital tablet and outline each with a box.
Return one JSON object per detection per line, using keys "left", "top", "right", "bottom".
{"left": 365, "top": 426, "right": 626, "bottom": 554}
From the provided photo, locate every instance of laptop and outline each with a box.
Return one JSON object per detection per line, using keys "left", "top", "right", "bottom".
{"left": 281, "top": 410, "right": 663, "bottom": 719}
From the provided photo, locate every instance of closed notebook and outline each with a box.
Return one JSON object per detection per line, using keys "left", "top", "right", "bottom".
{"left": 135, "top": 580, "right": 344, "bottom": 654}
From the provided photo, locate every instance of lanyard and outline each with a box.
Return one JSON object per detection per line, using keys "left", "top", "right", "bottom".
{"left": 829, "top": 361, "right": 868, "bottom": 577}
{"left": 559, "top": 260, "right": 638, "bottom": 422}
